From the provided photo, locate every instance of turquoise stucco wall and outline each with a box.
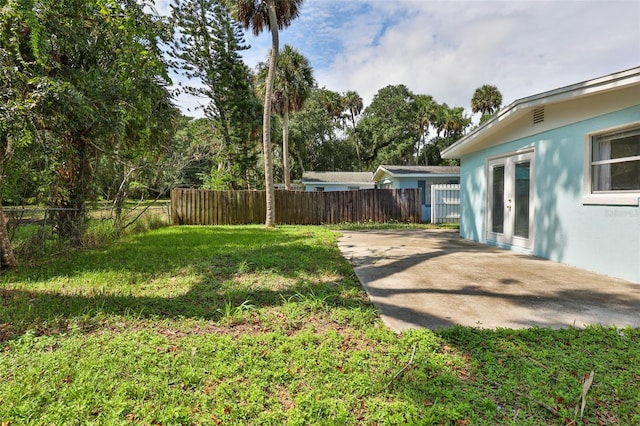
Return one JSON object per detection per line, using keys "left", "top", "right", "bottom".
{"left": 459, "top": 105, "right": 640, "bottom": 283}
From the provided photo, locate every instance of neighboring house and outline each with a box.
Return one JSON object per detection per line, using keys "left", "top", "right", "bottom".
{"left": 274, "top": 182, "right": 305, "bottom": 191}
{"left": 372, "top": 165, "right": 460, "bottom": 222}
{"left": 442, "top": 67, "right": 640, "bottom": 283}
{"left": 301, "top": 171, "right": 375, "bottom": 192}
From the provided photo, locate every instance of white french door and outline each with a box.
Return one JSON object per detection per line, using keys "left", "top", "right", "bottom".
{"left": 487, "top": 150, "right": 534, "bottom": 249}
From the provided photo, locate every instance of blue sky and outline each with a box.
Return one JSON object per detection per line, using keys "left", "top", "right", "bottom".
{"left": 153, "top": 0, "right": 640, "bottom": 119}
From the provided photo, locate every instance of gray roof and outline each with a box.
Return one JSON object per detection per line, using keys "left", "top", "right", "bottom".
{"left": 301, "top": 171, "right": 374, "bottom": 184}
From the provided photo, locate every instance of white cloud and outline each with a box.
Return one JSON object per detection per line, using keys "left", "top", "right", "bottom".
{"left": 153, "top": 0, "right": 640, "bottom": 118}
{"left": 148, "top": 0, "right": 172, "bottom": 16}
{"left": 319, "top": 0, "right": 639, "bottom": 116}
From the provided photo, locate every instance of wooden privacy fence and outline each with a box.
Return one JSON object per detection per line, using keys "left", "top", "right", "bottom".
{"left": 430, "top": 184, "right": 460, "bottom": 224}
{"left": 171, "top": 188, "right": 421, "bottom": 225}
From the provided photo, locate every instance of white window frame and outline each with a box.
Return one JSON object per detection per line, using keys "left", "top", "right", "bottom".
{"left": 582, "top": 121, "right": 640, "bottom": 206}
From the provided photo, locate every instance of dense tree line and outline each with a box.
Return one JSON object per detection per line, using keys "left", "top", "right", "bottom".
{"left": 1, "top": 0, "right": 180, "bottom": 266}
{"left": 0, "top": 0, "right": 502, "bottom": 266}
{"left": 284, "top": 83, "right": 479, "bottom": 178}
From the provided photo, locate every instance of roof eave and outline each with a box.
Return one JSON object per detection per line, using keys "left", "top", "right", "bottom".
{"left": 381, "top": 173, "right": 460, "bottom": 179}
{"left": 372, "top": 166, "right": 391, "bottom": 182}
{"left": 303, "top": 182, "right": 371, "bottom": 185}
{"left": 302, "top": 180, "right": 375, "bottom": 185}
{"left": 442, "top": 67, "right": 640, "bottom": 159}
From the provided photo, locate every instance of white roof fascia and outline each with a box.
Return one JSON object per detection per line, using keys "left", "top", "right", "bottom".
{"left": 372, "top": 166, "right": 460, "bottom": 181}
{"left": 385, "top": 173, "right": 460, "bottom": 179}
{"left": 372, "top": 166, "right": 391, "bottom": 182}
{"left": 302, "top": 181, "right": 374, "bottom": 185}
{"left": 442, "top": 67, "right": 640, "bottom": 159}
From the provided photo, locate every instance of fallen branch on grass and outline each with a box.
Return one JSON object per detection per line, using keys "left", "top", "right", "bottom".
{"left": 487, "top": 370, "right": 595, "bottom": 421}
{"left": 511, "top": 385, "right": 559, "bottom": 416}
{"left": 487, "top": 378, "right": 558, "bottom": 416}
{"left": 575, "top": 370, "right": 595, "bottom": 419}
{"left": 387, "top": 342, "right": 418, "bottom": 388}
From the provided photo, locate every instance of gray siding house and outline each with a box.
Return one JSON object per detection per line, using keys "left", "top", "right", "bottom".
{"left": 301, "top": 171, "right": 375, "bottom": 192}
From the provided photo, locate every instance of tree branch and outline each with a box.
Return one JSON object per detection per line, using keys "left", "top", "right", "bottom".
{"left": 387, "top": 342, "right": 418, "bottom": 388}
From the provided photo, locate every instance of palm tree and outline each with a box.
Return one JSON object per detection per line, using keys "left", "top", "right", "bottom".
{"left": 415, "top": 94, "right": 434, "bottom": 164}
{"left": 320, "top": 89, "right": 344, "bottom": 121}
{"left": 431, "top": 102, "right": 447, "bottom": 138}
{"left": 442, "top": 106, "right": 470, "bottom": 139}
{"left": 471, "top": 84, "right": 503, "bottom": 116}
{"left": 342, "top": 90, "right": 363, "bottom": 170}
{"left": 228, "top": 0, "right": 304, "bottom": 226}
{"left": 257, "top": 44, "right": 314, "bottom": 190}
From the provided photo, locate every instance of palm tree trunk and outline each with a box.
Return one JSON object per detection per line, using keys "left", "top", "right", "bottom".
{"left": 350, "top": 111, "right": 362, "bottom": 171}
{"left": 282, "top": 104, "right": 291, "bottom": 190}
{"left": 296, "top": 150, "right": 305, "bottom": 174}
{"left": 262, "top": 2, "right": 279, "bottom": 227}
{"left": 421, "top": 131, "right": 429, "bottom": 166}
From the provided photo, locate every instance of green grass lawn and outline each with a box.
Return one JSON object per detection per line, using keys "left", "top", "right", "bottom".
{"left": 1, "top": 226, "right": 638, "bottom": 425}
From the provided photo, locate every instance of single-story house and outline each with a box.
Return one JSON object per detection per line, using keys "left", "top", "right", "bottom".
{"left": 301, "top": 171, "right": 375, "bottom": 192}
{"left": 441, "top": 67, "right": 640, "bottom": 283}
{"left": 372, "top": 165, "right": 460, "bottom": 222}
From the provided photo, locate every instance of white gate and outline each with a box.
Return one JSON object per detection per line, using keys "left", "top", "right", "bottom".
{"left": 431, "top": 184, "right": 460, "bottom": 224}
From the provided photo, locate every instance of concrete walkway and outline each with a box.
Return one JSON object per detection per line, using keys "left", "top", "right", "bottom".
{"left": 337, "top": 229, "right": 640, "bottom": 332}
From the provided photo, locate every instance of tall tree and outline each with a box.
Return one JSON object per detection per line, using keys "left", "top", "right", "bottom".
{"left": 424, "top": 102, "right": 471, "bottom": 166}
{"left": 430, "top": 102, "right": 471, "bottom": 139}
{"left": 170, "top": 0, "right": 261, "bottom": 189}
{"left": 256, "top": 44, "right": 314, "bottom": 190}
{"left": 1, "top": 0, "right": 177, "bottom": 246}
{"left": 320, "top": 89, "right": 345, "bottom": 123}
{"left": 342, "top": 90, "right": 363, "bottom": 170}
{"left": 228, "top": 0, "right": 304, "bottom": 226}
{"left": 357, "top": 84, "right": 420, "bottom": 167}
{"left": 471, "top": 84, "right": 503, "bottom": 124}
{"left": 442, "top": 105, "right": 471, "bottom": 139}
{"left": 414, "top": 94, "right": 435, "bottom": 165}
{"left": 288, "top": 87, "right": 355, "bottom": 173}
{"left": 0, "top": 8, "right": 32, "bottom": 267}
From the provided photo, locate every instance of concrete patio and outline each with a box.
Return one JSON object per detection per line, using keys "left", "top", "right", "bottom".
{"left": 337, "top": 229, "right": 640, "bottom": 332}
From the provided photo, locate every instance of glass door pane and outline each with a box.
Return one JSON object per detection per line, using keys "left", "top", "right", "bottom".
{"left": 514, "top": 161, "right": 530, "bottom": 238}
{"left": 487, "top": 151, "right": 534, "bottom": 249}
{"left": 491, "top": 165, "right": 505, "bottom": 233}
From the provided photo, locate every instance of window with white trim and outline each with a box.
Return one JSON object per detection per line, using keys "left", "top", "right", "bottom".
{"left": 583, "top": 123, "right": 640, "bottom": 206}
{"left": 591, "top": 127, "right": 640, "bottom": 192}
